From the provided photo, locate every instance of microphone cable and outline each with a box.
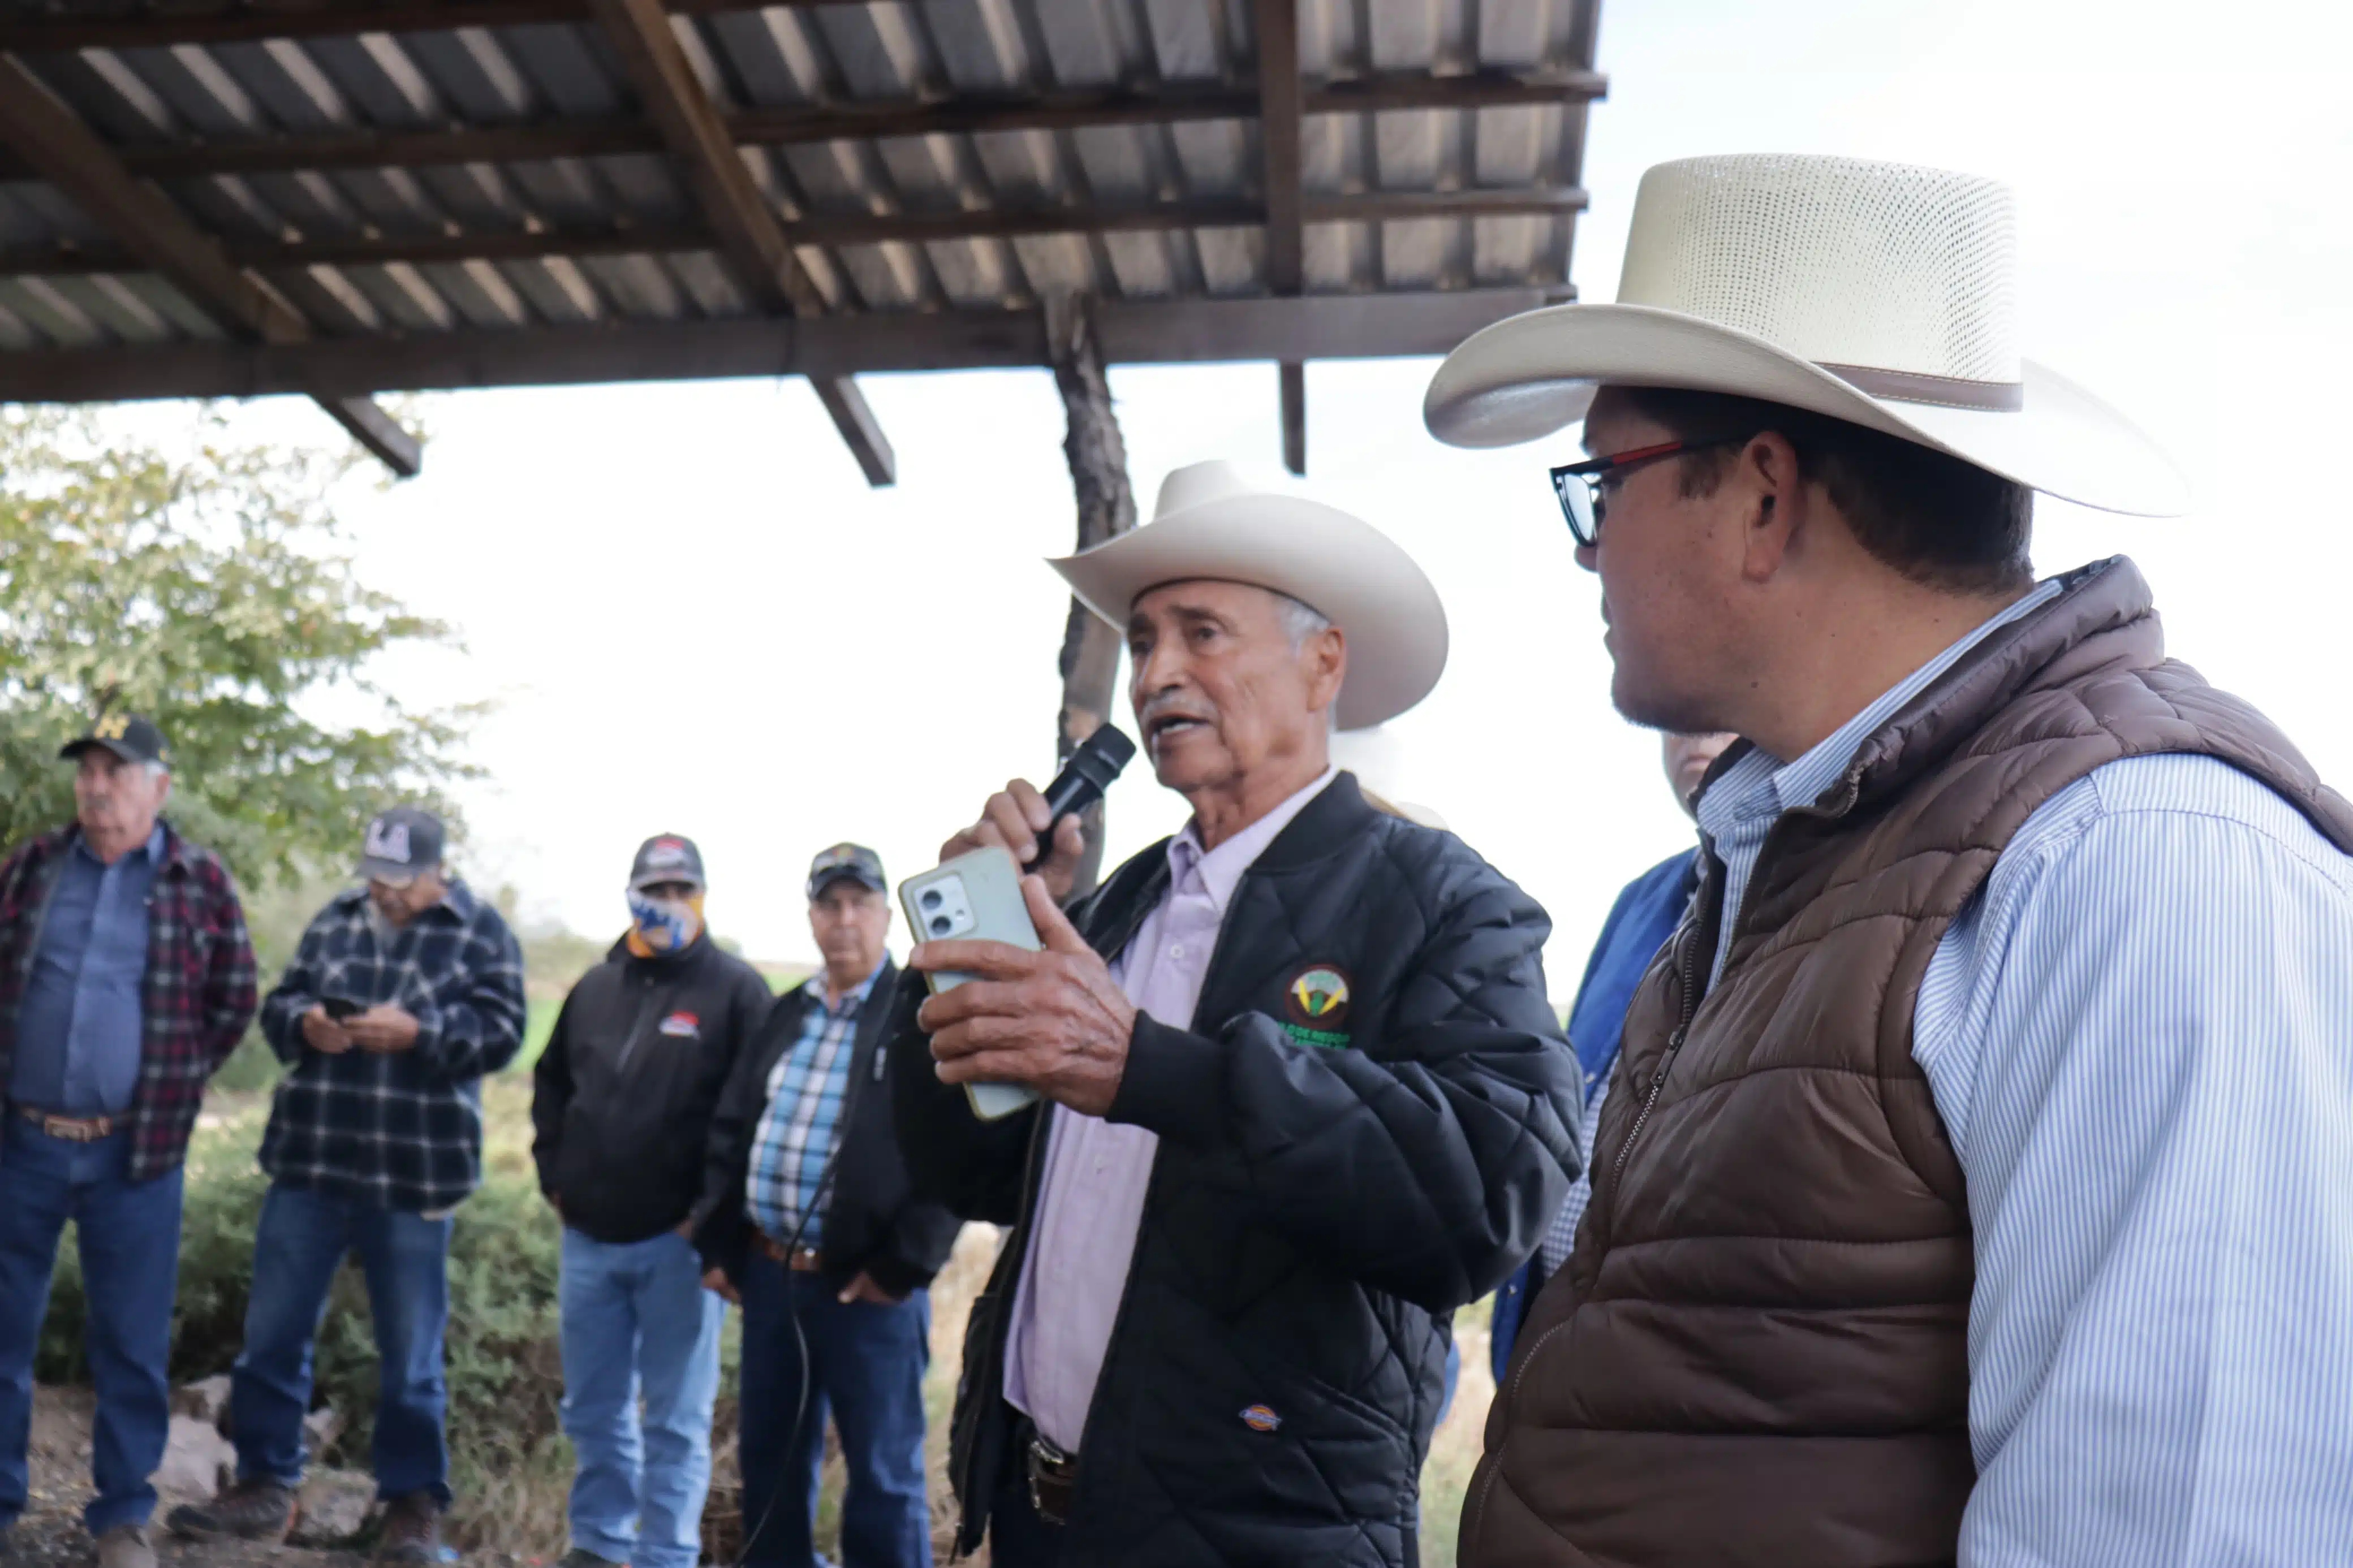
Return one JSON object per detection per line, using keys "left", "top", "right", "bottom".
{"left": 732, "top": 1130, "right": 847, "bottom": 1568}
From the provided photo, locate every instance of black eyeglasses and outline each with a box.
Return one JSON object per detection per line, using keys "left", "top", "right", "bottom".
{"left": 1548, "top": 435, "right": 1751, "bottom": 547}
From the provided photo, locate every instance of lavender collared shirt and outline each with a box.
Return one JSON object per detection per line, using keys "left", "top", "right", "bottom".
{"left": 1003, "top": 767, "right": 1338, "bottom": 1451}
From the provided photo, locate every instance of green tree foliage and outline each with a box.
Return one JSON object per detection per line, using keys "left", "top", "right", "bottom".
{"left": 0, "top": 406, "right": 477, "bottom": 884}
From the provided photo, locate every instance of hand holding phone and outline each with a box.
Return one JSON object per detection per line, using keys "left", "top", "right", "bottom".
{"left": 900, "top": 847, "right": 1044, "bottom": 1120}
{"left": 303, "top": 1004, "right": 355, "bottom": 1054}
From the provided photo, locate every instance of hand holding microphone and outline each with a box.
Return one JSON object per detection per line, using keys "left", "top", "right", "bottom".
{"left": 936, "top": 724, "right": 1136, "bottom": 901}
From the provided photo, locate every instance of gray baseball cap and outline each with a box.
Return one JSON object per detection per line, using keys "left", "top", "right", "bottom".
{"left": 356, "top": 806, "right": 444, "bottom": 884}
{"left": 807, "top": 842, "right": 885, "bottom": 899}
{"left": 630, "top": 834, "right": 707, "bottom": 892}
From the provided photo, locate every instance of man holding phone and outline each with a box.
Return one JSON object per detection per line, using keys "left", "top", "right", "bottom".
{"left": 888, "top": 461, "right": 1581, "bottom": 1568}
{"left": 693, "top": 844, "right": 960, "bottom": 1568}
{"left": 170, "top": 806, "right": 526, "bottom": 1565}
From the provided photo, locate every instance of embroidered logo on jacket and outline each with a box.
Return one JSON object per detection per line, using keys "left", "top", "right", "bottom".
{"left": 1239, "top": 1403, "right": 1283, "bottom": 1433}
{"left": 657, "top": 1011, "right": 701, "bottom": 1038}
{"left": 1280, "top": 965, "right": 1353, "bottom": 1048}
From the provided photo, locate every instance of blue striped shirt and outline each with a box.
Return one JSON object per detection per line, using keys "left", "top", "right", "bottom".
{"left": 744, "top": 963, "right": 880, "bottom": 1251}
{"left": 1697, "top": 576, "right": 2353, "bottom": 1564}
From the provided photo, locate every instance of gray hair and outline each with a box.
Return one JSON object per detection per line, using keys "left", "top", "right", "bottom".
{"left": 143, "top": 760, "right": 169, "bottom": 781}
{"left": 1274, "top": 592, "right": 1331, "bottom": 651}
{"left": 1273, "top": 592, "right": 1340, "bottom": 732}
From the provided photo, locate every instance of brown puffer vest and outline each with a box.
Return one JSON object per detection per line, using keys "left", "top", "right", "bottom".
{"left": 1463, "top": 558, "right": 2353, "bottom": 1568}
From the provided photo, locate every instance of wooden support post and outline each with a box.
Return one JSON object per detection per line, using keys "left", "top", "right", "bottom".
{"left": 0, "top": 57, "right": 420, "bottom": 476}
{"left": 1256, "top": 0, "right": 1308, "bottom": 474}
{"left": 1279, "top": 361, "right": 1307, "bottom": 477}
{"left": 1045, "top": 293, "right": 1137, "bottom": 899}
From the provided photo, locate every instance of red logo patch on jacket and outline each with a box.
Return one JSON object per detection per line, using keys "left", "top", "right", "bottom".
{"left": 657, "top": 1012, "right": 701, "bottom": 1038}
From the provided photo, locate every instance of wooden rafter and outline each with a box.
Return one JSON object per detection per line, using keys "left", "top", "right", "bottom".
{"left": 584, "top": 0, "right": 890, "bottom": 484}
{"left": 0, "top": 1, "right": 866, "bottom": 49}
{"left": 0, "top": 57, "right": 421, "bottom": 477}
{"left": 1256, "top": 0, "right": 1308, "bottom": 475}
{"left": 0, "top": 187, "right": 1588, "bottom": 280}
{"left": 0, "top": 71, "right": 1605, "bottom": 184}
{"left": 0, "top": 291, "right": 1559, "bottom": 404}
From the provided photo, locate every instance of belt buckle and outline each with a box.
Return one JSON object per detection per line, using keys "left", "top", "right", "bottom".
{"left": 42, "top": 1114, "right": 102, "bottom": 1143}
{"left": 1028, "top": 1432, "right": 1074, "bottom": 1524}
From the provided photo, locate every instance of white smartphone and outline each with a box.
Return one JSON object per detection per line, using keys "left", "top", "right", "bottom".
{"left": 899, "top": 845, "right": 1043, "bottom": 1121}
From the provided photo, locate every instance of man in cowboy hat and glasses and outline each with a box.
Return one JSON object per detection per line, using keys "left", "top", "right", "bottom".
{"left": 1429, "top": 154, "right": 2353, "bottom": 1566}
{"left": 888, "top": 461, "right": 1580, "bottom": 1567}
{"left": 0, "top": 715, "right": 256, "bottom": 1568}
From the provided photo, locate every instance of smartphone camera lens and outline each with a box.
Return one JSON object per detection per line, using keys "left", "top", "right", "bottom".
{"left": 920, "top": 889, "right": 942, "bottom": 912}
{"left": 929, "top": 914, "right": 951, "bottom": 936}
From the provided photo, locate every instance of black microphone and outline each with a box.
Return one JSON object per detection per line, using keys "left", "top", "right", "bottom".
{"left": 1025, "top": 723, "right": 1137, "bottom": 871}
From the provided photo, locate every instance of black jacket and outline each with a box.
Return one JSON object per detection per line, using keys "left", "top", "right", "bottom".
{"left": 889, "top": 773, "right": 1583, "bottom": 1566}
{"left": 695, "top": 958, "right": 961, "bottom": 1299}
{"left": 531, "top": 934, "right": 774, "bottom": 1244}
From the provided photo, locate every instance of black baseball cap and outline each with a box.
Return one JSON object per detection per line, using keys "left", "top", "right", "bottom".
{"left": 60, "top": 714, "right": 168, "bottom": 768}
{"left": 355, "top": 806, "right": 445, "bottom": 884}
{"left": 630, "top": 834, "right": 706, "bottom": 892}
{"left": 807, "top": 843, "right": 885, "bottom": 899}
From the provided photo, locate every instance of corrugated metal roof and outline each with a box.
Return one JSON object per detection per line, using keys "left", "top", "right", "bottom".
{"left": 0, "top": 0, "right": 1600, "bottom": 355}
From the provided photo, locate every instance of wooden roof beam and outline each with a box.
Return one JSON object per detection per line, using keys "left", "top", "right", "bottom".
{"left": 1256, "top": 0, "right": 1307, "bottom": 475}
{"left": 0, "top": 1, "right": 857, "bottom": 49}
{"left": 587, "top": 0, "right": 891, "bottom": 485}
{"left": 0, "top": 291, "right": 1563, "bottom": 403}
{"left": 0, "top": 3, "right": 1597, "bottom": 54}
{"left": 0, "top": 70, "right": 1601, "bottom": 183}
{"left": 0, "top": 56, "right": 420, "bottom": 475}
{"left": 0, "top": 187, "right": 1590, "bottom": 278}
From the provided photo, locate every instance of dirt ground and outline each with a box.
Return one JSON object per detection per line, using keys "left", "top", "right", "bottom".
{"left": 10, "top": 1388, "right": 374, "bottom": 1568}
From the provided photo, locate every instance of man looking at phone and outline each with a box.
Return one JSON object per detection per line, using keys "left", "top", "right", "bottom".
{"left": 890, "top": 461, "right": 1581, "bottom": 1567}
{"left": 694, "top": 844, "right": 960, "bottom": 1568}
{"left": 169, "top": 806, "right": 525, "bottom": 1564}
{"left": 532, "top": 835, "right": 773, "bottom": 1568}
{"left": 0, "top": 716, "right": 257, "bottom": 1568}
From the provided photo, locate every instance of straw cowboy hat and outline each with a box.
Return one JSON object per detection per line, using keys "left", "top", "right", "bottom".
{"left": 1424, "top": 153, "right": 2189, "bottom": 517}
{"left": 1049, "top": 460, "right": 1449, "bottom": 731}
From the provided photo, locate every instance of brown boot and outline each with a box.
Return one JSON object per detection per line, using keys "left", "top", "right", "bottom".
{"left": 374, "top": 1492, "right": 441, "bottom": 1566}
{"left": 164, "top": 1480, "right": 298, "bottom": 1542}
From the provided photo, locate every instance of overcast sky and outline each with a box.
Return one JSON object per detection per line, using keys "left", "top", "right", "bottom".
{"left": 120, "top": 0, "right": 2353, "bottom": 986}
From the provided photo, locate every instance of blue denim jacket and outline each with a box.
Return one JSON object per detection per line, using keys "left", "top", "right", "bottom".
{"left": 1490, "top": 849, "right": 1697, "bottom": 1383}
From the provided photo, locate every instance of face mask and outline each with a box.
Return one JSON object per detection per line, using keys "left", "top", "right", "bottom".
{"left": 626, "top": 889, "right": 705, "bottom": 956}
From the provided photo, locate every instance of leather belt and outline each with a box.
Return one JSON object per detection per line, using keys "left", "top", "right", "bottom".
{"left": 14, "top": 1105, "right": 113, "bottom": 1142}
{"left": 757, "top": 1236, "right": 824, "bottom": 1273}
{"left": 1027, "top": 1430, "right": 1079, "bottom": 1527}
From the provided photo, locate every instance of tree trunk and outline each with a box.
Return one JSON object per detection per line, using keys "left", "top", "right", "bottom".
{"left": 1046, "top": 291, "right": 1137, "bottom": 898}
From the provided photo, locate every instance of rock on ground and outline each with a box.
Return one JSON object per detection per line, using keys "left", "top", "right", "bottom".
{"left": 13, "top": 1385, "right": 386, "bottom": 1568}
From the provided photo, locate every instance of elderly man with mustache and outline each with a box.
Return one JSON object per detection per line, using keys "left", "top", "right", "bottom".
{"left": 887, "top": 461, "right": 1581, "bottom": 1568}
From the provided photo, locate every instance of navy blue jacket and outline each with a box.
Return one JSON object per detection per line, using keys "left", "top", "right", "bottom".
{"left": 1490, "top": 848, "right": 1697, "bottom": 1380}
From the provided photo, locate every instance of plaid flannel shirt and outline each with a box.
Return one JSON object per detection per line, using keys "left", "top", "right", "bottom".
{"left": 744, "top": 967, "right": 878, "bottom": 1249}
{"left": 0, "top": 821, "right": 257, "bottom": 1182}
{"left": 258, "top": 879, "right": 526, "bottom": 1212}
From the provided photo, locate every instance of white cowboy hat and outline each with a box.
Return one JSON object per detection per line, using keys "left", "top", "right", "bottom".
{"left": 1423, "top": 153, "right": 2190, "bottom": 517}
{"left": 1048, "top": 460, "right": 1449, "bottom": 731}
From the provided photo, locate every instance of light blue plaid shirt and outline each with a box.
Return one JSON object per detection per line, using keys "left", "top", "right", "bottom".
{"left": 744, "top": 961, "right": 882, "bottom": 1250}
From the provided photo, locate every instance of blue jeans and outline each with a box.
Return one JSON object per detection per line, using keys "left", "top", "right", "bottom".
{"left": 0, "top": 1123, "right": 182, "bottom": 1535}
{"left": 229, "top": 1182, "right": 454, "bottom": 1505}
{"left": 738, "top": 1256, "right": 930, "bottom": 1568}
{"left": 558, "top": 1229, "right": 723, "bottom": 1568}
